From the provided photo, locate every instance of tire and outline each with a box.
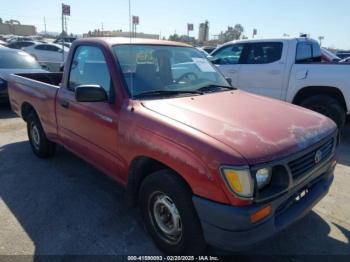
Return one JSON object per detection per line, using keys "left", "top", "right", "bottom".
{"left": 300, "top": 95, "right": 346, "bottom": 130}
{"left": 27, "top": 112, "right": 56, "bottom": 158}
{"left": 139, "top": 170, "right": 206, "bottom": 255}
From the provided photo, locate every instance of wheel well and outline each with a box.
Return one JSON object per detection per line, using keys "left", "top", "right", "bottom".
{"left": 126, "top": 156, "right": 192, "bottom": 206}
{"left": 293, "top": 86, "right": 347, "bottom": 111}
{"left": 21, "top": 102, "right": 37, "bottom": 122}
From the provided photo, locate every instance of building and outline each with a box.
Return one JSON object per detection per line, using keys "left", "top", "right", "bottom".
{"left": 0, "top": 19, "right": 36, "bottom": 36}
{"left": 198, "top": 21, "right": 209, "bottom": 43}
{"left": 84, "top": 30, "right": 159, "bottom": 39}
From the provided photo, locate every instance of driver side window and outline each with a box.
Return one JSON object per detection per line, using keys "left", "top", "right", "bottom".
{"left": 212, "top": 44, "right": 245, "bottom": 65}
{"left": 68, "top": 45, "right": 112, "bottom": 97}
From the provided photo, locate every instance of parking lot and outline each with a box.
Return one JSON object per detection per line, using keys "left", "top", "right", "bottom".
{"left": 0, "top": 104, "right": 349, "bottom": 256}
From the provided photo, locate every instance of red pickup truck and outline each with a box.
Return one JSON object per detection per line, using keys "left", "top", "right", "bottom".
{"left": 9, "top": 37, "right": 337, "bottom": 254}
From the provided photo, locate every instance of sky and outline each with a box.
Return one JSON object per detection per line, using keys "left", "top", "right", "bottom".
{"left": 1, "top": 0, "right": 349, "bottom": 49}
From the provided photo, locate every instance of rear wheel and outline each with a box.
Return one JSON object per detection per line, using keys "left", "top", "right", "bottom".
{"left": 300, "top": 95, "right": 346, "bottom": 131}
{"left": 27, "top": 112, "right": 56, "bottom": 158}
{"left": 139, "top": 170, "right": 206, "bottom": 254}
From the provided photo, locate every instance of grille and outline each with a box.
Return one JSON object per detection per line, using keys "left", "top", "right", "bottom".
{"left": 288, "top": 137, "right": 334, "bottom": 179}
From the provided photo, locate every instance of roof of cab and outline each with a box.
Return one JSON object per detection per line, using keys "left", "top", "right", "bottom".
{"left": 215, "top": 37, "right": 319, "bottom": 50}
{"left": 75, "top": 37, "right": 191, "bottom": 47}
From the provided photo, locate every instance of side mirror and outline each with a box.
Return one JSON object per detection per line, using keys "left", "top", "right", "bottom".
{"left": 75, "top": 85, "right": 108, "bottom": 102}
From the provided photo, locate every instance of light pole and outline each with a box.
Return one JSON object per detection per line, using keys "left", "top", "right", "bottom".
{"left": 128, "top": 0, "right": 132, "bottom": 38}
{"left": 318, "top": 36, "right": 325, "bottom": 47}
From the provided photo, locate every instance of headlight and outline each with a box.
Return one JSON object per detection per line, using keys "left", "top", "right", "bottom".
{"left": 256, "top": 168, "right": 272, "bottom": 190}
{"left": 220, "top": 167, "right": 254, "bottom": 198}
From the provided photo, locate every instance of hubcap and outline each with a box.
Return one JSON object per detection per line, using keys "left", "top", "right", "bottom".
{"left": 149, "top": 192, "right": 182, "bottom": 245}
{"left": 30, "top": 123, "right": 40, "bottom": 150}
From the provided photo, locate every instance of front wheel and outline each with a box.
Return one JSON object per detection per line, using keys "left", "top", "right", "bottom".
{"left": 139, "top": 170, "right": 206, "bottom": 254}
{"left": 27, "top": 112, "right": 56, "bottom": 158}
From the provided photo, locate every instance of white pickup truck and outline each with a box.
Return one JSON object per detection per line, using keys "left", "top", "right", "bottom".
{"left": 210, "top": 37, "right": 349, "bottom": 129}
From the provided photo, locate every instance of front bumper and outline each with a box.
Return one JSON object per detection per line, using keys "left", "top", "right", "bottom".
{"left": 193, "top": 160, "right": 335, "bottom": 251}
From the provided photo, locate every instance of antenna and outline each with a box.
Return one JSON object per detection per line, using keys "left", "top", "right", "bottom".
{"left": 128, "top": 0, "right": 134, "bottom": 100}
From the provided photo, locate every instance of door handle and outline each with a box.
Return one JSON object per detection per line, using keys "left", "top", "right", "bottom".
{"left": 295, "top": 70, "right": 308, "bottom": 80}
{"left": 60, "top": 99, "right": 70, "bottom": 108}
{"left": 229, "top": 69, "right": 238, "bottom": 74}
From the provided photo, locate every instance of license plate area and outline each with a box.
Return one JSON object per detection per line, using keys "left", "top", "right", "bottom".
{"left": 294, "top": 188, "right": 309, "bottom": 202}
{"left": 275, "top": 187, "right": 311, "bottom": 217}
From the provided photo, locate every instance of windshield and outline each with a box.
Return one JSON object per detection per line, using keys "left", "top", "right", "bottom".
{"left": 0, "top": 51, "right": 41, "bottom": 69}
{"left": 113, "top": 45, "right": 230, "bottom": 99}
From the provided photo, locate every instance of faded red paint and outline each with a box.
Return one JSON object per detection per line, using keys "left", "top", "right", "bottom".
{"left": 8, "top": 38, "right": 337, "bottom": 207}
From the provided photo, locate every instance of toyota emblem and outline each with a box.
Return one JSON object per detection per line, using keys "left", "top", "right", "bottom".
{"left": 315, "top": 150, "right": 323, "bottom": 164}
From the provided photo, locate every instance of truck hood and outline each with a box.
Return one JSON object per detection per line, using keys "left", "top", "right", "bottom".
{"left": 142, "top": 91, "right": 336, "bottom": 165}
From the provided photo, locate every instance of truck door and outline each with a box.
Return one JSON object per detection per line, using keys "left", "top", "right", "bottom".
{"left": 237, "top": 42, "right": 287, "bottom": 99}
{"left": 211, "top": 43, "right": 246, "bottom": 87}
{"left": 56, "top": 45, "right": 122, "bottom": 179}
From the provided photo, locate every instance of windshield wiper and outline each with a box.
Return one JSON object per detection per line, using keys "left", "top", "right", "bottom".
{"left": 197, "top": 85, "right": 236, "bottom": 93}
{"left": 133, "top": 90, "right": 204, "bottom": 99}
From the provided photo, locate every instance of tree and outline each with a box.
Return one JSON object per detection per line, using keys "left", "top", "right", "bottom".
{"left": 222, "top": 23, "right": 245, "bottom": 42}
{"left": 168, "top": 34, "right": 195, "bottom": 45}
{"left": 233, "top": 24, "right": 244, "bottom": 39}
{"left": 168, "top": 33, "right": 180, "bottom": 41}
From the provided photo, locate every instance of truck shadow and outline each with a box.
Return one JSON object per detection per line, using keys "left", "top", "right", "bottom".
{"left": 0, "top": 141, "right": 349, "bottom": 257}
{"left": 0, "top": 104, "right": 17, "bottom": 119}
{"left": 0, "top": 141, "right": 159, "bottom": 256}
{"left": 238, "top": 212, "right": 350, "bottom": 256}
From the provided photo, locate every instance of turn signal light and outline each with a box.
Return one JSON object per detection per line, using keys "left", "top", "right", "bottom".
{"left": 250, "top": 205, "right": 272, "bottom": 224}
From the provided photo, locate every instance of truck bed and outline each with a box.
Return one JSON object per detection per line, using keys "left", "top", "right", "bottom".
{"left": 14, "top": 72, "right": 63, "bottom": 86}
{"left": 8, "top": 73, "right": 63, "bottom": 140}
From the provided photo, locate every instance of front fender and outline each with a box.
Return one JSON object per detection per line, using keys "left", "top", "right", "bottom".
{"left": 123, "top": 125, "right": 230, "bottom": 204}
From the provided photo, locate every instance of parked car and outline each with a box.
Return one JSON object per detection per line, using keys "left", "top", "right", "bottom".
{"left": 7, "top": 40, "right": 39, "bottom": 50}
{"left": 61, "top": 42, "right": 72, "bottom": 48}
{"left": 9, "top": 37, "right": 337, "bottom": 254}
{"left": 54, "top": 37, "right": 77, "bottom": 44}
{"left": 336, "top": 51, "right": 350, "bottom": 59}
{"left": 201, "top": 46, "right": 216, "bottom": 54}
{"left": 0, "top": 40, "right": 7, "bottom": 47}
{"left": 6, "top": 36, "right": 34, "bottom": 44}
{"left": 195, "top": 47, "right": 209, "bottom": 56}
{"left": 210, "top": 37, "right": 350, "bottom": 129}
{"left": 321, "top": 48, "right": 341, "bottom": 62}
{"left": 0, "top": 48, "right": 47, "bottom": 103}
{"left": 22, "top": 43, "right": 69, "bottom": 63}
